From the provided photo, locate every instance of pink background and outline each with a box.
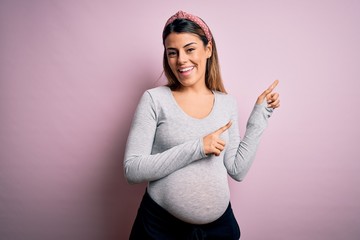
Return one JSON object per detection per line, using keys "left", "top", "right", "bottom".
{"left": 1, "top": 0, "right": 360, "bottom": 239}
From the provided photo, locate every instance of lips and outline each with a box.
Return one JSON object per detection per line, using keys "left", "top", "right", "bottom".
{"left": 178, "top": 66, "right": 194, "bottom": 73}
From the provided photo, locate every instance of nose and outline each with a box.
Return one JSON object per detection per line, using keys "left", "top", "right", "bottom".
{"left": 177, "top": 50, "right": 187, "bottom": 65}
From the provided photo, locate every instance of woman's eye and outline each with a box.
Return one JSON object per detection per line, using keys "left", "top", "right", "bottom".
{"left": 187, "top": 48, "right": 195, "bottom": 53}
{"left": 167, "top": 51, "right": 177, "bottom": 57}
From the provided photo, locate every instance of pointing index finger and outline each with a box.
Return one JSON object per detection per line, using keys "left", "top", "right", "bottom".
{"left": 215, "top": 121, "right": 232, "bottom": 135}
{"left": 267, "top": 80, "right": 279, "bottom": 92}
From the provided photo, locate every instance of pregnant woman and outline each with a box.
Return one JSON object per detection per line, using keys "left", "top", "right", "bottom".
{"left": 124, "top": 10, "right": 280, "bottom": 240}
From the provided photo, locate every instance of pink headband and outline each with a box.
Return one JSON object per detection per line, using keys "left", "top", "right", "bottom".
{"left": 164, "top": 10, "right": 212, "bottom": 43}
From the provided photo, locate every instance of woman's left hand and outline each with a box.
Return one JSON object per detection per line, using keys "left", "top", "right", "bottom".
{"left": 256, "top": 80, "right": 280, "bottom": 109}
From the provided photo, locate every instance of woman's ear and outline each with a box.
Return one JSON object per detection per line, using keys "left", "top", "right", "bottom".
{"left": 206, "top": 41, "right": 212, "bottom": 58}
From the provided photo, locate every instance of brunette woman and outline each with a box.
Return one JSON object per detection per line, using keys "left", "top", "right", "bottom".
{"left": 124, "top": 10, "right": 280, "bottom": 240}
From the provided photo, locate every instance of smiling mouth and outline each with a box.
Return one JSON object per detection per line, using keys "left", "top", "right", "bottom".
{"left": 178, "top": 66, "right": 194, "bottom": 73}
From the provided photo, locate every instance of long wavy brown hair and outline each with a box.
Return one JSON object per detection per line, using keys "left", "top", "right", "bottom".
{"left": 162, "top": 18, "right": 227, "bottom": 93}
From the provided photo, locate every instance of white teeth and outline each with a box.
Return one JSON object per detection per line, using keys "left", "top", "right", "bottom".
{"left": 179, "top": 67, "right": 193, "bottom": 73}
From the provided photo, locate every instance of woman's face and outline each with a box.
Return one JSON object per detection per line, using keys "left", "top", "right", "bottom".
{"left": 164, "top": 32, "right": 212, "bottom": 90}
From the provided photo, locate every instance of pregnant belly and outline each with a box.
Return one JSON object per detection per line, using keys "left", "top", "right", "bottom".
{"left": 148, "top": 158, "right": 231, "bottom": 224}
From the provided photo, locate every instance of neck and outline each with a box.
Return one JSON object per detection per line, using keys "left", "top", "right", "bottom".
{"left": 176, "top": 82, "right": 212, "bottom": 95}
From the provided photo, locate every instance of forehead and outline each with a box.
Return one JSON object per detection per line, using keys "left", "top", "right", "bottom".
{"left": 164, "top": 32, "right": 202, "bottom": 48}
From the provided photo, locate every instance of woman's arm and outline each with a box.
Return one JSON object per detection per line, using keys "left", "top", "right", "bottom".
{"left": 124, "top": 91, "right": 207, "bottom": 184}
{"left": 224, "top": 99, "right": 273, "bottom": 181}
{"left": 224, "top": 81, "right": 279, "bottom": 181}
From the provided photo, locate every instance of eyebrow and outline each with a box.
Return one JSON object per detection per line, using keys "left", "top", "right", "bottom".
{"left": 166, "top": 42, "right": 197, "bottom": 51}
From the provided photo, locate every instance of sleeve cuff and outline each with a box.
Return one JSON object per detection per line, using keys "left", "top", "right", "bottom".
{"left": 254, "top": 100, "right": 274, "bottom": 118}
{"left": 199, "top": 137, "right": 208, "bottom": 158}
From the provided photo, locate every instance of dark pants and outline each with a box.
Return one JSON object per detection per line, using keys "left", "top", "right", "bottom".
{"left": 129, "top": 190, "right": 241, "bottom": 240}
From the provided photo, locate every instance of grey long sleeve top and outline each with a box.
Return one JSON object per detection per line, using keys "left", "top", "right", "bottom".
{"left": 124, "top": 86, "right": 273, "bottom": 224}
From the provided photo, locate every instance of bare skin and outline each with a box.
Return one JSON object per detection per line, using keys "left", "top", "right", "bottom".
{"left": 164, "top": 32, "right": 280, "bottom": 156}
{"left": 172, "top": 90, "right": 214, "bottom": 119}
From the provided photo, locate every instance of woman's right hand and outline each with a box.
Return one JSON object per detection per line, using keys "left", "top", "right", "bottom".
{"left": 203, "top": 121, "right": 232, "bottom": 156}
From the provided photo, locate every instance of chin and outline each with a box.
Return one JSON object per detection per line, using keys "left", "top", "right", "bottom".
{"left": 178, "top": 79, "right": 196, "bottom": 87}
